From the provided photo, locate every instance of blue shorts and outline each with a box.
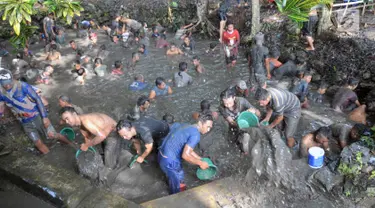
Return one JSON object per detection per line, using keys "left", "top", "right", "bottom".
{"left": 158, "top": 152, "right": 184, "bottom": 194}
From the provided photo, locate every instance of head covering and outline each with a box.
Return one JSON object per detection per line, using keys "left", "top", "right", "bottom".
{"left": 236, "top": 80, "right": 247, "bottom": 90}
{"left": 255, "top": 32, "right": 264, "bottom": 45}
{"left": 0, "top": 69, "right": 13, "bottom": 86}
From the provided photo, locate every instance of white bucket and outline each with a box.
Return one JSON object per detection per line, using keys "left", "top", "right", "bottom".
{"left": 308, "top": 147, "right": 325, "bottom": 169}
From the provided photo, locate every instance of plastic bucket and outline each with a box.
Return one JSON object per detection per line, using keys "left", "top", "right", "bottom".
{"left": 236, "top": 112, "right": 259, "bottom": 129}
{"left": 60, "top": 127, "right": 75, "bottom": 141}
{"left": 308, "top": 147, "right": 325, "bottom": 169}
{"left": 75, "top": 147, "right": 96, "bottom": 159}
{"left": 196, "top": 158, "right": 217, "bottom": 180}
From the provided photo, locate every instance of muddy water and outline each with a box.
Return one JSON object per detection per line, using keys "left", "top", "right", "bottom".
{"left": 7, "top": 29, "right": 253, "bottom": 203}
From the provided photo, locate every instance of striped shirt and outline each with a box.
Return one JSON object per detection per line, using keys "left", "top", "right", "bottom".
{"left": 267, "top": 87, "right": 301, "bottom": 117}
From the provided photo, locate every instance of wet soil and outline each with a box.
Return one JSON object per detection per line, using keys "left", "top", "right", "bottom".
{"left": 0, "top": 16, "right": 374, "bottom": 206}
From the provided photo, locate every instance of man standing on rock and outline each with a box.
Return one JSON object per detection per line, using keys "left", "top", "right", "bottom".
{"left": 158, "top": 114, "right": 213, "bottom": 194}
{"left": 59, "top": 107, "right": 121, "bottom": 169}
{"left": 255, "top": 87, "right": 301, "bottom": 148}
{"left": 222, "top": 22, "right": 240, "bottom": 69}
{"left": 0, "top": 69, "right": 72, "bottom": 154}
{"left": 248, "top": 32, "right": 269, "bottom": 90}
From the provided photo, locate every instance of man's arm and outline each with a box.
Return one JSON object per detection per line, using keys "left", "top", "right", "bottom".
{"left": 0, "top": 101, "right": 5, "bottom": 117}
{"left": 265, "top": 58, "right": 271, "bottom": 79}
{"left": 43, "top": 19, "right": 47, "bottom": 35}
{"left": 137, "top": 142, "right": 153, "bottom": 163}
{"left": 80, "top": 121, "right": 108, "bottom": 150}
{"left": 182, "top": 145, "right": 207, "bottom": 169}
{"left": 168, "top": 86, "right": 173, "bottom": 94}
{"left": 24, "top": 83, "right": 48, "bottom": 118}
{"left": 262, "top": 107, "right": 273, "bottom": 122}
{"left": 269, "top": 115, "right": 283, "bottom": 128}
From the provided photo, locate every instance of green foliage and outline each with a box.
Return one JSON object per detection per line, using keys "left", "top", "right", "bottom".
{"left": 345, "top": 190, "right": 351, "bottom": 197}
{"left": 275, "top": 0, "right": 333, "bottom": 26}
{"left": 0, "top": 0, "right": 34, "bottom": 35}
{"left": 43, "top": 0, "right": 84, "bottom": 25}
{"left": 338, "top": 152, "right": 363, "bottom": 179}
{"left": 370, "top": 171, "right": 375, "bottom": 180}
{"left": 9, "top": 24, "right": 38, "bottom": 49}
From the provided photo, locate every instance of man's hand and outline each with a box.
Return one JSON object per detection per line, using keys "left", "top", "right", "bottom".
{"left": 45, "top": 33, "right": 49, "bottom": 38}
{"left": 199, "top": 161, "right": 209, "bottom": 170}
{"left": 80, "top": 143, "right": 89, "bottom": 151}
{"left": 43, "top": 118, "right": 51, "bottom": 128}
{"left": 247, "top": 108, "right": 256, "bottom": 114}
{"left": 136, "top": 156, "right": 144, "bottom": 163}
{"left": 267, "top": 73, "right": 272, "bottom": 80}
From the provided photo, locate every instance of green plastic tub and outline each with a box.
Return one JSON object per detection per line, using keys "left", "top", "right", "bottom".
{"left": 196, "top": 158, "right": 217, "bottom": 180}
{"left": 236, "top": 112, "right": 259, "bottom": 129}
{"left": 60, "top": 127, "right": 75, "bottom": 141}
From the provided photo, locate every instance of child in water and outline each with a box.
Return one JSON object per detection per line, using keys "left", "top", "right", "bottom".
{"left": 36, "top": 65, "right": 54, "bottom": 85}
{"left": 192, "top": 100, "right": 219, "bottom": 120}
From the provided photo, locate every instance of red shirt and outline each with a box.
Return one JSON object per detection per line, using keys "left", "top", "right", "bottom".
{"left": 222, "top": 29, "right": 240, "bottom": 46}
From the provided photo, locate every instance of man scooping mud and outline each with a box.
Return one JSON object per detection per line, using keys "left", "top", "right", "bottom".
{"left": 116, "top": 116, "right": 170, "bottom": 164}
{"left": 158, "top": 114, "right": 213, "bottom": 194}
{"left": 59, "top": 107, "right": 122, "bottom": 169}
{"left": 255, "top": 87, "right": 301, "bottom": 148}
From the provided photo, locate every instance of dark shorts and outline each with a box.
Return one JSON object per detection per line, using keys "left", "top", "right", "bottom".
{"left": 302, "top": 15, "right": 318, "bottom": 37}
{"left": 219, "top": 12, "right": 227, "bottom": 21}
{"left": 103, "top": 132, "right": 128, "bottom": 169}
{"left": 282, "top": 115, "right": 300, "bottom": 139}
{"left": 225, "top": 47, "right": 238, "bottom": 64}
{"left": 22, "top": 116, "right": 57, "bottom": 143}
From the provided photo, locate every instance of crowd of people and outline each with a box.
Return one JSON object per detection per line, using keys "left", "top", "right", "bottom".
{"left": 0, "top": 2, "right": 370, "bottom": 196}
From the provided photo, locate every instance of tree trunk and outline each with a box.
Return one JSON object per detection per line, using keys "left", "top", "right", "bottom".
{"left": 190, "top": 0, "right": 218, "bottom": 37}
{"left": 317, "top": 5, "right": 332, "bottom": 35}
{"left": 243, "top": 0, "right": 260, "bottom": 42}
{"left": 251, "top": 0, "right": 261, "bottom": 38}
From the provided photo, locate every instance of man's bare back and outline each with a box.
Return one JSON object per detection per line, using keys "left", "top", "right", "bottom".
{"left": 79, "top": 113, "right": 116, "bottom": 142}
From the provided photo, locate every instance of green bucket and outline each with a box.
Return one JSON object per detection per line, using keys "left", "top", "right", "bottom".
{"left": 196, "top": 158, "right": 217, "bottom": 180}
{"left": 60, "top": 127, "right": 75, "bottom": 141}
{"left": 128, "top": 155, "right": 148, "bottom": 168}
{"left": 236, "top": 112, "right": 259, "bottom": 129}
{"left": 75, "top": 147, "right": 96, "bottom": 159}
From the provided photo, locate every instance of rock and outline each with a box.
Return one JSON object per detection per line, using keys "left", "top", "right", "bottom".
{"left": 340, "top": 143, "right": 371, "bottom": 166}
{"left": 363, "top": 71, "right": 371, "bottom": 80}
{"left": 314, "top": 166, "right": 344, "bottom": 191}
{"left": 244, "top": 127, "right": 293, "bottom": 188}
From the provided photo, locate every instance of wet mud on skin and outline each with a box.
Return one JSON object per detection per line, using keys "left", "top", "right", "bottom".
{"left": 0, "top": 29, "right": 364, "bottom": 206}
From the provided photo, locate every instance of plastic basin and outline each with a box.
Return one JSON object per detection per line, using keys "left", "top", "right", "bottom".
{"left": 60, "top": 127, "right": 75, "bottom": 141}
{"left": 196, "top": 158, "right": 217, "bottom": 180}
{"left": 236, "top": 112, "right": 259, "bottom": 129}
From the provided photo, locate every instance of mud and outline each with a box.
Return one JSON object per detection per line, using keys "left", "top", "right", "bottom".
{"left": 1, "top": 10, "right": 375, "bottom": 206}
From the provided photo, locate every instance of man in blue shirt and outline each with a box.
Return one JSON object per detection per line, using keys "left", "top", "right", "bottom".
{"left": 158, "top": 114, "right": 213, "bottom": 194}
{"left": 128, "top": 74, "right": 148, "bottom": 91}
{"left": 0, "top": 69, "right": 72, "bottom": 154}
{"left": 291, "top": 71, "right": 312, "bottom": 107}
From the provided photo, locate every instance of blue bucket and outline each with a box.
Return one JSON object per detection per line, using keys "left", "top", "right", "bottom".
{"left": 308, "top": 147, "right": 324, "bottom": 169}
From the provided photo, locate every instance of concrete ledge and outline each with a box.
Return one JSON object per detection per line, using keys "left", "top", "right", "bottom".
{"left": 141, "top": 178, "right": 235, "bottom": 208}
{"left": 0, "top": 151, "right": 140, "bottom": 208}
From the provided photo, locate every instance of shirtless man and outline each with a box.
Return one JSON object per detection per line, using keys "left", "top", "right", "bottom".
{"left": 59, "top": 107, "right": 121, "bottom": 169}
{"left": 300, "top": 126, "right": 331, "bottom": 157}
{"left": 166, "top": 43, "right": 184, "bottom": 55}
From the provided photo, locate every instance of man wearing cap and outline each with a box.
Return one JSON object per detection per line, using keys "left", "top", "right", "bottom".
{"left": 228, "top": 80, "right": 249, "bottom": 98}
{"left": 248, "top": 32, "right": 269, "bottom": 89}
{"left": 0, "top": 69, "right": 72, "bottom": 154}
